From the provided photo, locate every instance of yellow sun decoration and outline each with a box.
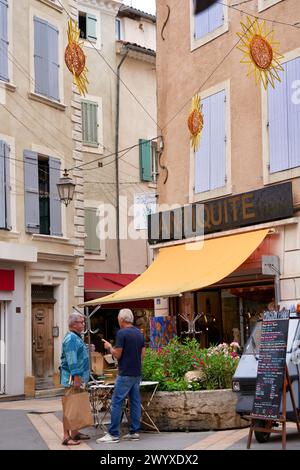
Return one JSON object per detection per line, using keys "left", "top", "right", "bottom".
{"left": 65, "top": 19, "right": 89, "bottom": 96}
{"left": 237, "top": 16, "right": 284, "bottom": 89}
{"left": 188, "top": 94, "right": 204, "bottom": 152}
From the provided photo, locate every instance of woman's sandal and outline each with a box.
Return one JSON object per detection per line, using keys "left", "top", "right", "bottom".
{"left": 62, "top": 436, "right": 81, "bottom": 446}
{"left": 72, "top": 432, "right": 90, "bottom": 441}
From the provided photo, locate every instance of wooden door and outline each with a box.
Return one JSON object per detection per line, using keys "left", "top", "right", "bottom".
{"left": 32, "top": 303, "right": 54, "bottom": 390}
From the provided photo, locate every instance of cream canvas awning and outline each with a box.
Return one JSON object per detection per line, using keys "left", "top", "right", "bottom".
{"left": 83, "top": 229, "right": 269, "bottom": 306}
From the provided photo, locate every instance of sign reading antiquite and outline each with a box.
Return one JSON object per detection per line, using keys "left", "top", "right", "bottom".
{"left": 148, "top": 182, "right": 293, "bottom": 244}
{"left": 252, "top": 310, "right": 290, "bottom": 420}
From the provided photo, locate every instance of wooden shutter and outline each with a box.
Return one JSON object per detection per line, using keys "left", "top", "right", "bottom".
{"left": 195, "top": 90, "right": 226, "bottom": 193}
{"left": 208, "top": 1, "right": 224, "bottom": 32}
{"left": 86, "top": 14, "right": 97, "bottom": 41}
{"left": 49, "top": 156, "right": 62, "bottom": 236}
{"left": 0, "top": 141, "right": 5, "bottom": 228}
{"left": 0, "top": 0, "right": 8, "bottom": 82}
{"left": 139, "top": 139, "right": 152, "bottom": 182}
{"left": 85, "top": 207, "right": 100, "bottom": 252}
{"left": 195, "top": 97, "right": 210, "bottom": 193}
{"left": 24, "top": 150, "right": 40, "bottom": 233}
{"left": 194, "top": 8, "right": 209, "bottom": 40}
{"left": 287, "top": 57, "right": 300, "bottom": 170}
{"left": 48, "top": 23, "right": 59, "bottom": 102}
{"left": 82, "top": 101, "right": 98, "bottom": 146}
{"left": 210, "top": 90, "right": 226, "bottom": 190}
{"left": 34, "top": 16, "right": 49, "bottom": 97}
{"left": 268, "top": 64, "right": 289, "bottom": 173}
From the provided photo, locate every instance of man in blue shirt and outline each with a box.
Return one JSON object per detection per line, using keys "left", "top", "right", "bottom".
{"left": 60, "top": 312, "right": 90, "bottom": 446}
{"left": 97, "top": 308, "right": 145, "bottom": 443}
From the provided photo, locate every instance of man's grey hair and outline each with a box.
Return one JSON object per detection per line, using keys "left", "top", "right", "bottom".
{"left": 68, "top": 312, "right": 84, "bottom": 327}
{"left": 118, "top": 308, "right": 134, "bottom": 324}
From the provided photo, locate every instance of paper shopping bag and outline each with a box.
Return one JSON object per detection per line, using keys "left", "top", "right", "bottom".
{"left": 62, "top": 388, "right": 93, "bottom": 431}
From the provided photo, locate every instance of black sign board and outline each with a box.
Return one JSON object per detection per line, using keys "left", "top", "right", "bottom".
{"left": 148, "top": 182, "right": 293, "bottom": 244}
{"left": 251, "top": 310, "right": 290, "bottom": 420}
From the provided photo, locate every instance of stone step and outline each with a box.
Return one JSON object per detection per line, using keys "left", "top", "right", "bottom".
{"left": 0, "top": 394, "right": 25, "bottom": 402}
{"left": 35, "top": 388, "right": 64, "bottom": 399}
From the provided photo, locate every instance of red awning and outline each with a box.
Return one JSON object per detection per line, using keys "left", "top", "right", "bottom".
{"left": 85, "top": 272, "right": 139, "bottom": 293}
{"left": 84, "top": 272, "right": 153, "bottom": 309}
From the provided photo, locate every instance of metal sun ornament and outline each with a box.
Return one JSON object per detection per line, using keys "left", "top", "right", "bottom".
{"left": 65, "top": 19, "right": 89, "bottom": 96}
{"left": 188, "top": 94, "right": 204, "bottom": 152}
{"left": 236, "top": 16, "right": 284, "bottom": 90}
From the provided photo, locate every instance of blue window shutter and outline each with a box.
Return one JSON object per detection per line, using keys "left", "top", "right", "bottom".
{"left": 47, "top": 24, "right": 59, "bottom": 102}
{"left": 24, "top": 150, "right": 40, "bottom": 233}
{"left": 82, "top": 101, "right": 98, "bottom": 145}
{"left": 268, "top": 64, "right": 289, "bottom": 173}
{"left": 0, "top": 0, "right": 8, "bottom": 82}
{"left": 0, "top": 141, "right": 5, "bottom": 228}
{"left": 87, "top": 14, "right": 97, "bottom": 41}
{"left": 34, "top": 16, "right": 49, "bottom": 97}
{"left": 210, "top": 90, "right": 226, "bottom": 190}
{"left": 139, "top": 139, "right": 152, "bottom": 182}
{"left": 208, "top": 1, "right": 224, "bottom": 32}
{"left": 194, "top": 8, "right": 209, "bottom": 40}
{"left": 195, "top": 97, "right": 210, "bottom": 193}
{"left": 49, "top": 156, "right": 62, "bottom": 236}
{"left": 286, "top": 57, "right": 300, "bottom": 170}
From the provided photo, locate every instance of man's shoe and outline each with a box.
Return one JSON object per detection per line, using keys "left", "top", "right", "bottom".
{"left": 123, "top": 433, "right": 140, "bottom": 441}
{"left": 96, "top": 433, "right": 120, "bottom": 443}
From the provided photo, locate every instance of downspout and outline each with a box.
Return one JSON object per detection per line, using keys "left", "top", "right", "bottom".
{"left": 115, "top": 49, "right": 129, "bottom": 274}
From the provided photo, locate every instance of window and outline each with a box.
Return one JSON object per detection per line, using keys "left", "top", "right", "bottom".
{"left": 24, "top": 150, "right": 62, "bottom": 236}
{"left": 139, "top": 139, "right": 157, "bottom": 182}
{"left": 258, "top": 0, "right": 283, "bottom": 12}
{"left": 0, "top": 0, "right": 9, "bottom": 82}
{"left": 34, "top": 16, "right": 59, "bottom": 102}
{"left": 81, "top": 100, "right": 98, "bottom": 147}
{"left": 268, "top": 56, "right": 300, "bottom": 174}
{"left": 85, "top": 207, "right": 100, "bottom": 253}
{"left": 0, "top": 140, "right": 11, "bottom": 230}
{"left": 78, "top": 11, "right": 97, "bottom": 41}
{"left": 115, "top": 18, "right": 122, "bottom": 41}
{"left": 194, "top": 89, "right": 226, "bottom": 193}
{"left": 194, "top": 0, "right": 224, "bottom": 40}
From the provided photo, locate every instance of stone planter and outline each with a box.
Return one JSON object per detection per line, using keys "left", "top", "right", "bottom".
{"left": 141, "top": 389, "right": 248, "bottom": 431}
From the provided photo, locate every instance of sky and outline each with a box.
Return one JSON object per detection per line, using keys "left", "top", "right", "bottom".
{"left": 122, "top": 0, "right": 156, "bottom": 15}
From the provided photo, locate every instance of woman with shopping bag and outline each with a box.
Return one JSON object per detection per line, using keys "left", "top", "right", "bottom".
{"left": 60, "top": 312, "right": 93, "bottom": 446}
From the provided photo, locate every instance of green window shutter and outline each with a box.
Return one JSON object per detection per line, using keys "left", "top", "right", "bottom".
{"left": 82, "top": 101, "right": 98, "bottom": 146}
{"left": 85, "top": 207, "right": 100, "bottom": 253}
{"left": 87, "top": 14, "right": 97, "bottom": 41}
{"left": 139, "top": 139, "right": 152, "bottom": 182}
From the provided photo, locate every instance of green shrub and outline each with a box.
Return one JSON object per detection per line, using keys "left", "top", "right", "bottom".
{"left": 142, "top": 337, "right": 239, "bottom": 391}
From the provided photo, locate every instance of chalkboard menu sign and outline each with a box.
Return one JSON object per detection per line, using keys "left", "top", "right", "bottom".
{"left": 252, "top": 310, "right": 290, "bottom": 420}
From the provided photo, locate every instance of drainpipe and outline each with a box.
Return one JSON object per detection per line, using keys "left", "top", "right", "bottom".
{"left": 115, "top": 49, "right": 129, "bottom": 274}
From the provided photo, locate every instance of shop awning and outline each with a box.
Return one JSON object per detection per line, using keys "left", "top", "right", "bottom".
{"left": 83, "top": 229, "right": 269, "bottom": 306}
{"left": 84, "top": 273, "right": 139, "bottom": 294}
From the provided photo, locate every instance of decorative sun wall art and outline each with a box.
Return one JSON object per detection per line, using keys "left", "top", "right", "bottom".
{"left": 188, "top": 94, "right": 204, "bottom": 152}
{"left": 236, "top": 16, "right": 284, "bottom": 89}
{"left": 65, "top": 19, "right": 89, "bottom": 96}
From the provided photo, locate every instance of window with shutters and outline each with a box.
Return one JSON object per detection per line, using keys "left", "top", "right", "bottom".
{"left": 0, "top": 140, "right": 11, "bottom": 230}
{"left": 24, "top": 151, "right": 62, "bottom": 236}
{"left": 78, "top": 11, "right": 97, "bottom": 41}
{"left": 81, "top": 95, "right": 103, "bottom": 153}
{"left": 263, "top": 53, "right": 300, "bottom": 182}
{"left": 0, "top": 0, "right": 9, "bottom": 83}
{"left": 33, "top": 16, "right": 60, "bottom": 102}
{"left": 85, "top": 207, "right": 100, "bottom": 253}
{"left": 139, "top": 139, "right": 156, "bottom": 182}
{"left": 189, "top": 80, "right": 231, "bottom": 203}
{"left": 191, "top": 0, "right": 228, "bottom": 51}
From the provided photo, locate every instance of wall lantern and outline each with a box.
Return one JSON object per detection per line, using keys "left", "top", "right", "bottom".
{"left": 57, "top": 169, "right": 75, "bottom": 207}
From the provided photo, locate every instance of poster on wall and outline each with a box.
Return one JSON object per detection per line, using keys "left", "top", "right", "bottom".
{"left": 150, "top": 316, "right": 177, "bottom": 349}
{"left": 134, "top": 193, "right": 157, "bottom": 230}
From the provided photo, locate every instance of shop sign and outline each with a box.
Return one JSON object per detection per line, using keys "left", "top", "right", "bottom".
{"left": 148, "top": 182, "right": 293, "bottom": 244}
{"left": 0, "top": 270, "right": 14, "bottom": 291}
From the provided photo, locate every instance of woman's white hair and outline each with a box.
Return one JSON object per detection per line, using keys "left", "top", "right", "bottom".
{"left": 68, "top": 312, "right": 84, "bottom": 327}
{"left": 118, "top": 308, "right": 134, "bottom": 324}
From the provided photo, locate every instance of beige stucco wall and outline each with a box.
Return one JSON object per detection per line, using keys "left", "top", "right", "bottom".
{"left": 122, "top": 15, "right": 156, "bottom": 50}
{"left": 156, "top": 0, "right": 300, "bottom": 206}
{"left": 82, "top": 0, "right": 157, "bottom": 275}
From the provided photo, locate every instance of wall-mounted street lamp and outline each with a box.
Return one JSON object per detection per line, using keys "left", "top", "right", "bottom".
{"left": 57, "top": 169, "right": 75, "bottom": 207}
